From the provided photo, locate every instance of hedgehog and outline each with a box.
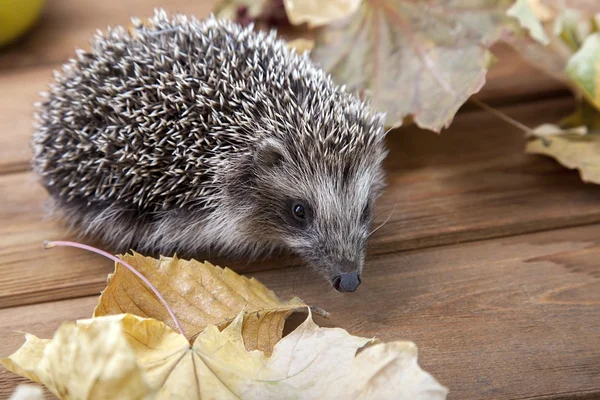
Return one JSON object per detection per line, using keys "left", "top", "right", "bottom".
{"left": 32, "top": 9, "right": 388, "bottom": 293}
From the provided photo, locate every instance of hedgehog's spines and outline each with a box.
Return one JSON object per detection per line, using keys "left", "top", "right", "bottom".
{"left": 33, "top": 8, "right": 387, "bottom": 257}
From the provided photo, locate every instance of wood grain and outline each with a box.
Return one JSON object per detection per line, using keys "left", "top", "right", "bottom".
{"left": 0, "top": 68, "right": 53, "bottom": 173}
{"left": 1, "top": 224, "right": 599, "bottom": 400}
{"left": 372, "top": 97, "right": 600, "bottom": 253}
{"left": 3, "top": 97, "right": 600, "bottom": 309}
{"left": 0, "top": 0, "right": 218, "bottom": 70}
{"left": 0, "top": 172, "right": 113, "bottom": 308}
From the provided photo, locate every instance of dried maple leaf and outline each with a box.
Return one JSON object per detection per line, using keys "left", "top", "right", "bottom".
{"left": 309, "top": 0, "right": 514, "bottom": 132}
{"left": 505, "top": 0, "right": 598, "bottom": 84}
{"left": 542, "top": 0, "right": 600, "bottom": 13}
{"left": 283, "top": 0, "right": 361, "bottom": 28}
{"left": 93, "top": 253, "right": 313, "bottom": 355}
{"left": 1, "top": 318, "right": 151, "bottom": 399}
{"left": 527, "top": 99, "right": 600, "bottom": 183}
{"left": 507, "top": 0, "right": 551, "bottom": 45}
{"left": 2, "top": 313, "right": 448, "bottom": 400}
{"left": 515, "top": 5, "right": 600, "bottom": 185}
{"left": 287, "top": 38, "right": 315, "bottom": 53}
{"left": 527, "top": 130, "right": 600, "bottom": 183}
{"left": 8, "top": 385, "right": 44, "bottom": 400}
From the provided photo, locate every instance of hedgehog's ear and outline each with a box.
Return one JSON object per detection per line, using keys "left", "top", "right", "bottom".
{"left": 254, "top": 139, "right": 286, "bottom": 169}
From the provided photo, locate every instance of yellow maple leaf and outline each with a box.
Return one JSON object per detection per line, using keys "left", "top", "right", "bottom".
{"left": 93, "top": 252, "right": 317, "bottom": 355}
{"left": 2, "top": 312, "right": 448, "bottom": 400}
{"left": 1, "top": 316, "right": 151, "bottom": 399}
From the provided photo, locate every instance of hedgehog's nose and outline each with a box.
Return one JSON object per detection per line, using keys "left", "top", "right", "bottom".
{"left": 332, "top": 272, "right": 361, "bottom": 292}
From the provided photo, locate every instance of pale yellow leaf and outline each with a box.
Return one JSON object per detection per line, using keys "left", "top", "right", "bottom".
{"left": 8, "top": 385, "right": 44, "bottom": 400}
{"left": 287, "top": 38, "right": 315, "bottom": 54}
{"left": 1, "top": 316, "right": 152, "bottom": 400}
{"left": 566, "top": 32, "right": 600, "bottom": 111}
{"left": 530, "top": 0, "right": 556, "bottom": 20}
{"left": 505, "top": 2, "right": 597, "bottom": 85}
{"left": 343, "top": 342, "right": 449, "bottom": 399}
{"left": 213, "top": 0, "right": 270, "bottom": 21}
{"left": 93, "top": 253, "right": 310, "bottom": 355}
{"left": 283, "top": 0, "right": 361, "bottom": 28}
{"left": 0, "top": 334, "right": 48, "bottom": 386}
{"left": 507, "top": 0, "right": 551, "bottom": 44}
{"left": 310, "top": 0, "right": 514, "bottom": 132}
{"left": 541, "top": 0, "right": 600, "bottom": 14}
{"left": 559, "top": 98, "right": 600, "bottom": 131}
{"left": 527, "top": 126, "right": 600, "bottom": 184}
{"left": 2, "top": 313, "right": 448, "bottom": 400}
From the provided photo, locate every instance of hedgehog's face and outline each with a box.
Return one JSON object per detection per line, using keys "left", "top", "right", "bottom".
{"left": 246, "top": 137, "right": 387, "bottom": 292}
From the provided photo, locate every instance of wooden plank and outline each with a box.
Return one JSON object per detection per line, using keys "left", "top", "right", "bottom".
{"left": 0, "top": 0, "right": 218, "bottom": 70}
{"left": 0, "top": 172, "right": 113, "bottom": 308}
{"left": 0, "top": 68, "right": 54, "bottom": 173}
{"left": 3, "top": 97, "right": 600, "bottom": 309}
{"left": 1, "top": 224, "right": 599, "bottom": 400}
{"left": 372, "top": 97, "right": 600, "bottom": 253}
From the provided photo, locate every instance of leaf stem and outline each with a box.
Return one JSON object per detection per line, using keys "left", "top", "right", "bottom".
{"left": 470, "top": 97, "right": 536, "bottom": 136}
{"left": 43, "top": 240, "right": 186, "bottom": 338}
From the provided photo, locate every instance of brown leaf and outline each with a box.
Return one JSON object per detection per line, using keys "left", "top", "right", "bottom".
{"left": 93, "top": 253, "right": 311, "bottom": 355}
{"left": 310, "top": 0, "right": 514, "bottom": 132}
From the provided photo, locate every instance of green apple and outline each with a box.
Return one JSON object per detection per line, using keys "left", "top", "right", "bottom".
{"left": 0, "top": 0, "right": 45, "bottom": 46}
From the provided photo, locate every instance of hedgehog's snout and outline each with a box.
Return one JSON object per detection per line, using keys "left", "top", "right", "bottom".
{"left": 332, "top": 272, "right": 361, "bottom": 293}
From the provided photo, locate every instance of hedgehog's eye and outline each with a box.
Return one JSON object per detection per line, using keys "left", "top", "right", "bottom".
{"left": 361, "top": 203, "right": 371, "bottom": 223}
{"left": 292, "top": 203, "right": 307, "bottom": 221}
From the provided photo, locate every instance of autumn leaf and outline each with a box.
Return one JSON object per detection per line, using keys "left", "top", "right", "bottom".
{"left": 2, "top": 312, "right": 448, "bottom": 400}
{"left": 283, "top": 0, "right": 361, "bottom": 28}
{"left": 505, "top": 1, "right": 596, "bottom": 84}
{"left": 566, "top": 33, "right": 600, "bottom": 110}
{"left": 509, "top": 2, "right": 600, "bottom": 184}
{"left": 94, "top": 252, "right": 314, "bottom": 354}
{"left": 541, "top": 0, "right": 600, "bottom": 14}
{"left": 527, "top": 130, "right": 600, "bottom": 183}
{"left": 527, "top": 98, "right": 600, "bottom": 183}
{"left": 287, "top": 38, "right": 315, "bottom": 54}
{"left": 8, "top": 385, "right": 44, "bottom": 400}
{"left": 309, "top": 0, "right": 514, "bottom": 132}
{"left": 1, "top": 317, "right": 151, "bottom": 399}
{"left": 507, "top": 0, "right": 551, "bottom": 45}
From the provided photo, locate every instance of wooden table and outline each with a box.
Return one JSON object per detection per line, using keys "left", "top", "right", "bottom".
{"left": 1, "top": 1, "right": 599, "bottom": 399}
